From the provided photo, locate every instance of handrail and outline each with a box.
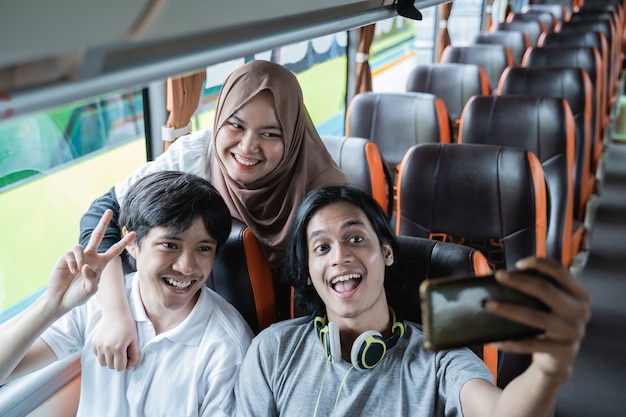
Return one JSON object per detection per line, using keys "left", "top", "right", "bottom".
{"left": 0, "top": 354, "right": 81, "bottom": 417}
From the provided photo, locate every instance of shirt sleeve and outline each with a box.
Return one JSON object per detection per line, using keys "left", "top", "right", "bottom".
{"left": 436, "top": 347, "right": 494, "bottom": 417}
{"left": 221, "top": 331, "right": 279, "bottom": 417}
{"left": 78, "top": 186, "right": 121, "bottom": 251}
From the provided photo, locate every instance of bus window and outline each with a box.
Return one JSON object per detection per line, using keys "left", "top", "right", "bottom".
{"left": 0, "top": 89, "right": 146, "bottom": 318}
{"left": 191, "top": 32, "right": 348, "bottom": 137}
{"left": 372, "top": 12, "right": 437, "bottom": 93}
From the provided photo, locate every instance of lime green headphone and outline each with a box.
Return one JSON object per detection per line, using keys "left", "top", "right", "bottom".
{"left": 314, "top": 308, "right": 405, "bottom": 370}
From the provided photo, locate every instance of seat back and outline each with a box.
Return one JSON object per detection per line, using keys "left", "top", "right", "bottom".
{"left": 494, "top": 19, "right": 545, "bottom": 47}
{"left": 498, "top": 66, "right": 594, "bottom": 223}
{"left": 406, "top": 63, "right": 490, "bottom": 130}
{"left": 522, "top": 3, "right": 569, "bottom": 23}
{"left": 458, "top": 95, "right": 578, "bottom": 265}
{"left": 345, "top": 91, "right": 452, "bottom": 176}
{"left": 560, "top": 19, "right": 618, "bottom": 95}
{"left": 539, "top": 30, "right": 610, "bottom": 126}
{"left": 208, "top": 219, "right": 276, "bottom": 334}
{"left": 395, "top": 142, "right": 548, "bottom": 387}
{"left": 388, "top": 235, "right": 492, "bottom": 324}
{"left": 320, "top": 135, "right": 392, "bottom": 216}
{"left": 522, "top": 46, "right": 604, "bottom": 177}
{"left": 396, "top": 143, "right": 547, "bottom": 272}
{"left": 509, "top": 10, "right": 558, "bottom": 32}
{"left": 440, "top": 44, "right": 514, "bottom": 92}
{"left": 472, "top": 30, "right": 531, "bottom": 66}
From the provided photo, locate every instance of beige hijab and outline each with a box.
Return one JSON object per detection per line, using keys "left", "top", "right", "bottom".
{"left": 209, "top": 60, "right": 347, "bottom": 268}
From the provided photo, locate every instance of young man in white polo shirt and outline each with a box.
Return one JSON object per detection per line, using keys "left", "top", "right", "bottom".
{"left": 0, "top": 171, "right": 253, "bottom": 416}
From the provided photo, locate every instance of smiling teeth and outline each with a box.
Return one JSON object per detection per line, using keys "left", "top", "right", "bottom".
{"left": 234, "top": 154, "right": 259, "bottom": 166}
{"left": 331, "top": 274, "right": 361, "bottom": 285}
{"left": 166, "top": 278, "right": 193, "bottom": 289}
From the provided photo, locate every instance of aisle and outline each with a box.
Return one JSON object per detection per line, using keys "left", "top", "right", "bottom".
{"left": 555, "top": 142, "right": 626, "bottom": 417}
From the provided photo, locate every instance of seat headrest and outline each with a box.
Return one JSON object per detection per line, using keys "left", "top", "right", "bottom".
{"left": 207, "top": 219, "right": 275, "bottom": 334}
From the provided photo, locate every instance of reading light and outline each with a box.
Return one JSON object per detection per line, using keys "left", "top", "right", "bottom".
{"left": 396, "top": 0, "right": 423, "bottom": 20}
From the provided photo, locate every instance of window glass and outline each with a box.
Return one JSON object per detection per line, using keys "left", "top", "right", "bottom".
{"left": 0, "top": 90, "right": 146, "bottom": 318}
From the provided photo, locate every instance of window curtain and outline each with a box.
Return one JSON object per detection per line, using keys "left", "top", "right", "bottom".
{"left": 484, "top": 0, "right": 496, "bottom": 30}
{"left": 354, "top": 24, "right": 376, "bottom": 95}
{"left": 162, "top": 70, "right": 205, "bottom": 151}
{"left": 436, "top": 2, "right": 453, "bottom": 61}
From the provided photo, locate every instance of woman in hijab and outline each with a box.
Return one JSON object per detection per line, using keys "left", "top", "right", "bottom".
{"left": 79, "top": 60, "right": 347, "bottom": 370}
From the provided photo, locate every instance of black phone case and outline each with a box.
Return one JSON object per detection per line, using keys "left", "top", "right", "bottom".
{"left": 419, "top": 273, "right": 550, "bottom": 352}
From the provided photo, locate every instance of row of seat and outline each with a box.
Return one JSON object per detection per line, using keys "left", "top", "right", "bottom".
{"left": 204, "top": 0, "right": 626, "bottom": 391}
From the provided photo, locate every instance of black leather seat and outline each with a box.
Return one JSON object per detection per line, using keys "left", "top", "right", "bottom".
{"left": 208, "top": 219, "right": 276, "bottom": 334}
{"left": 345, "top": 91, "right": 452, "bottom": 177}
{"left": 405, "top": 63, "right": 490, "bottom": 137}
{"left": 440, "top": 44, "right": 515, "bottom": 92}
{"left": 494, "top": 19, "right": 545, "bottom": 47}
{"left": 395, "top": 142, "right": 548, "bottom": 387}
{"left": 321, "top": 135, "right": 393, "bottom": 216}
{"left": 458, "top": 95, "right": 581, "bottom": 266}
{"left": 472, "top": 30, "right": 531, "bottom": 66}
{"left": 498, "top": 66, "right": 594, "bottom": 224}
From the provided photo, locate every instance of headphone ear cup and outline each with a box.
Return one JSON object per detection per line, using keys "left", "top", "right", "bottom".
{"left": 351, "top": 330, "right": 386, "bottom": 370}
{"left": 327, "top": 322, "right": 342, "bottom": 363}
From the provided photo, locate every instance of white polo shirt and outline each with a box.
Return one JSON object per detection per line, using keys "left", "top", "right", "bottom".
{"left": 41, "top": 272, "right": 253, "bottom": 417}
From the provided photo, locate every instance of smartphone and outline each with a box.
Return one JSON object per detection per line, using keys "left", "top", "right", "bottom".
{"left": 419, "top": 271, "right": 552, "bottom": 352}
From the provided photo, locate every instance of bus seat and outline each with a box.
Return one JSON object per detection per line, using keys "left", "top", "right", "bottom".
{"left": 472, "top": 30, "right": 531, "bottom": 66}
{"left": 498, "top": 66, "right": 594, "bottom": 225}
{"left": 345, "top": 91, "right": 452, "bottom": 179}
{"left": 539, "top": 31, "right": 611, "bottom": 129}
{"left": 395, "top": 142, "right": 548, "bottom": 387}
{"left": 458, "top": 95, "right": 581, "bottom": 266}
{"left": 207, "top": 219, "right": 276, "bottom": 334}
{"left": 493, "top": 19, "right": 545, "bottom": 47}
{"left": 440, "top": 44, "right": 515, "bottom": 93}
{"left": 521, "top": 3, "right": 569, "bottom": 23}
{"left": 560, "top": 19, "right": 619, "bottom": 101}
{"left": 522, "top": 46, "right": 605, "bottom": 184}
{"left": 405, "top": 63, "right": 490, "bottom": 137}
{"left": 320, "top": 135, "right": 393, "bottom": 216}
{"left": 508, "top": 10, "right": 559, "bottom": 32}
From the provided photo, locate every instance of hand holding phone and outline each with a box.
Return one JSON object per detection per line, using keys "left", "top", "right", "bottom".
{"left": 419, "top": 270, "right": 552, "bottom": 352}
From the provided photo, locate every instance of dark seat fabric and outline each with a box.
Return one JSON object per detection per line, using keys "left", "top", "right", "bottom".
{"left": 522, "top": 3, "right": 568, "bottom": 23}
{"left": 539, "top": 30, "right": 610, "bottom": 130}
{"left": 396, "top": 143, "right": 547, "bottom": 272}
{"left": 395, "top": 142, "right": 548, "bottom": 387}
{"left": 473, "top": 31, "right": 531, "bottom": 66}
{"left": 405, "top": 63, "right": 490, "bottom": 128}
{"left": 498, "top": 66, "right": 594, "bottom": 223}
{"left": 510, "top": 10, "right": 558, "bottom": 32}
{"left": 458, "top": 95, "right": 580, "bottom": 266}
{"left": 321, "top": 135, "right": 392, "bottom": 216}
{"left": 522, "top": 45, "right": 604, "bottom": 177}
{"left": 494, "top": 19, "right": 545, "bottom": 47}
{"left": 208, "top": 219, "right": 276, "bottom": 334}
{"left": 440, "top": 44, "right": 514, "bottom": 92}
{"left": 345, "top": 91, "right": 451, "bottom": 172}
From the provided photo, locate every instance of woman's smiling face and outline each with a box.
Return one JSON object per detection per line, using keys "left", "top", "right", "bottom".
{"left": 215, "top": 90, "right": 285, "bottom": 185}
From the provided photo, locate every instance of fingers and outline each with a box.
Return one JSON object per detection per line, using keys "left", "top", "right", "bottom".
{"left": 85, "top": 209, "right": 113, "bottom": 254}
{"left": 126, "top": 343, "right": 140, "bottom": 370}
{"left": 102, "top": 231, "right": 136, "bottom": 263}
{"left": 485, "top": 257, "right": 591, "bottom": 355}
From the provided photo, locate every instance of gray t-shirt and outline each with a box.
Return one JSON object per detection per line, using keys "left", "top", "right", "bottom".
{"left": 223, "top": 316, "right": 493, "bottom": 417}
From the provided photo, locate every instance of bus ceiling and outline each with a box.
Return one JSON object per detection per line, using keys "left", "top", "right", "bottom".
{"left": 0, "top": 0, "right": 434, "bottom": 120}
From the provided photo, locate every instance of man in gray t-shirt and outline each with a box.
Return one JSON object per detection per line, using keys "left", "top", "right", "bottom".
{"left": 224, "top": 185, "right": 590, "bottom": 417}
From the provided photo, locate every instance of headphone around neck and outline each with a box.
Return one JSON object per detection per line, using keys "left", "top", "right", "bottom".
{"left": 314, "top": 308, "right": 405, "bottom": 370}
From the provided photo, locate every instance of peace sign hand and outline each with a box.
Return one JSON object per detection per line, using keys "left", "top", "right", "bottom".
{"left": 45, "top": 210, "right": 136, "bottom": 314}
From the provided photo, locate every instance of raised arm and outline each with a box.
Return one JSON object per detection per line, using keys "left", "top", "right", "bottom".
{"left": 80, "top": 188, "right": 139, "bottom": 370}
{"left": 0, "top": 210, "right": 134, "bottom": 384}
{"left": 460, "top": 257, "right": 591, "bottom": 417}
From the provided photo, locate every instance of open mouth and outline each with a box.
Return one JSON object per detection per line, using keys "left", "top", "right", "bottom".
{"left": 233, "top": 153, "right": 260, "bottom": 166}
{"left": 331, "top": 273, "right": 362, "bottom": 293}
{"left": 164, "top": 277, "right": 194, "bottom": 289}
